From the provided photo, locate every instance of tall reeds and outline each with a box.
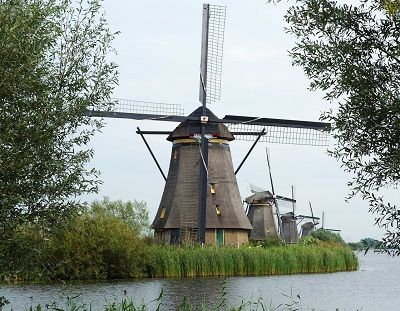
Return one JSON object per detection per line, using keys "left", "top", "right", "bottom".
{"left": 141, "top": 244, "right": 358, "bottom": 278}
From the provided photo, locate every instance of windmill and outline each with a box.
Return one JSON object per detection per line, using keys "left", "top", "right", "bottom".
{"left": 245, "top": 189, "right": 278, "bottom": 242}
{"left": 87, "top": 4, "right": 330, "bottom": 246}
{"left": 300, "top": 202, "right": 319, "bottom": 238}
{"left": 321, "top": 211, "right": 341, "bottom": 233}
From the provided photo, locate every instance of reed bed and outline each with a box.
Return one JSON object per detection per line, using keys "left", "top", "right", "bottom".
{"left": 141, "top": 244, "right": 358, "bottom": 278}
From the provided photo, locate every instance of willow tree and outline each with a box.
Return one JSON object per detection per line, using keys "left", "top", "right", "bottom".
{"left": 0, "top": 0, "right": 118, "bottom": 239}
{"left": 269, "top": 0, "right": 400, "bottom": 253}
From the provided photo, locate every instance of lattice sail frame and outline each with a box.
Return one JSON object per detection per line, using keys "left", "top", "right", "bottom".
{"left": 206, "top": 5, "right": 226, "bottom": 105}
{"left": 106, "top": 99, "right": 185, "bottom": 116}
{"left": 226, "top": 123, "right": 329, "bottom": 146}
{"left": 276, "top": 198, "right": 296, "bottom": 214}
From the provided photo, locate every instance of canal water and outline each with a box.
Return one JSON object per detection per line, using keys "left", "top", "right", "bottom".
{"left": 1, "top": 253, "right": 399, "bottom": 310}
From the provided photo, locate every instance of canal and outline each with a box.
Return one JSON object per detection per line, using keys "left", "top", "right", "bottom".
{"left": 2, "top": 253, "right": 399, "bottom": 310}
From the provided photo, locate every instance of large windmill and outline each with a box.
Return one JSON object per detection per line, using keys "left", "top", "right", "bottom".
{"left": 87, "top": 4, "right": 329, "bottom": 246}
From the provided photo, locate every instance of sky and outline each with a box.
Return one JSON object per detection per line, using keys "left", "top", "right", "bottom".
{"left": 84, "top": 0, "right": 396, "bottom": 242}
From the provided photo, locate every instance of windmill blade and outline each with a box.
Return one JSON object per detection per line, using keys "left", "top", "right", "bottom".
{"left": 291, "top": 185, "right": 296, "bottom": 214}
{"left": 223, "top": 115, "right": 329, "bottom": 129}
{"left": 275, "top": 195, "right": 296, "bottom": 203}
{"left": 245, "top": 202, "right": 249, "bottom": 215}
{"left": 199, "top": 4, "right": 226, "bottom": 105}
{"left": 86, "top": 110, "right": 188, "bottom": 122}
{"left": 223, "top": 115, "right": 330, "bottom": 146}
{"left": 325, "top": 228, "right": 342, "bottom": 232}
{"left": 296, "top": 215, "right": 320, "bottom": 221}
{"left": 86, "top": 99, "right": 186, "bottom": 122}
{"left": 309, "top": 201, "right": 317, "bottom": 225}
{"left": 266, "top": 148, "right": 276, "bottom": 196}
{"left": 266, "top": 148, "right": 283, "bottom": 236}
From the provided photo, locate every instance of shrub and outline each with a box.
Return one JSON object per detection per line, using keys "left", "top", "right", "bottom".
{"left": 47, "top": 212, "right": 146, "bottom": 280}
{"left": 310, "top": 229, "right": 346, "bottom": 245}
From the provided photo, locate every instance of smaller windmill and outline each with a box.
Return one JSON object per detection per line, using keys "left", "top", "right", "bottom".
{"left": 300, "top": 202, "right": 319, "bottom": 237}
{"left": 245, "top": 188, "right": 295, "bottom": 242}
{"left": 321, "top": 211, "right": 341, "bottom": 233}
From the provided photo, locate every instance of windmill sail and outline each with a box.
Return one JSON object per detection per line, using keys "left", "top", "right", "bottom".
{"left": 87, "top": 100, "right": 330, "bottom": 147}
{"left": 199, "top": 4, "right": 226, "bottom": 105}
{"left": 86, "top": 99, "right": 186, "bottom": 122}
{"left": 224, "top": 115, "right": 330, "bottom": 146}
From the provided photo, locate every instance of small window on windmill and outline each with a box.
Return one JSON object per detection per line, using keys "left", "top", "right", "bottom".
{"left": 173, "top": 150, "right": 177, "bottom": 160}
{"left": 210, "top": 183, "right": 217, "bottom": 194}
{"left": 216, "top": 205, "right": 221, "bottom": 216}
{"left": 160, "top": 208, "right": 166, "bottom": 219}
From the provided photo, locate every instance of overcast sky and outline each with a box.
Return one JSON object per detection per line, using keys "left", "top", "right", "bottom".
{"left": 85, "top": 0, "right": 397, "bottom": 242}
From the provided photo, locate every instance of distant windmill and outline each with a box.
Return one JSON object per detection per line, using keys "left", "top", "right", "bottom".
{"left": 245, "top": 189, "right": 280, "bottom": 242}
{"left": 87, "top": 4, "right": 330, "bottom": 246}
{"left": 321, "top": 211, "right": 341, "bottom": 233}
{"left": 300, "top": 202, "right": 319, "bottom": 237}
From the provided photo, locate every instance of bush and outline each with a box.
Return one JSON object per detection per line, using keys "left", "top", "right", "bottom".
{"left": 310, "top": 229, "right": 346, "bottom": 245}
{"left": 0, "top": 198, "right": 152, "bottom": 282}
{"left": 0, "top": 225, "right": 51, "bottom": 282}
{"left": 47, "top": 212, "right": 146, "bottom": 280}
{"left": 90, "top": 197, "right": 151, "bottom": 237}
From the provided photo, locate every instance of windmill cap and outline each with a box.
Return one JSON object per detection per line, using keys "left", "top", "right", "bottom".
{"left": 245, "top": 191, "right": 273, "bottom": 203}
{"left": 167, "top": 106, "right": 234, "bottom": 142}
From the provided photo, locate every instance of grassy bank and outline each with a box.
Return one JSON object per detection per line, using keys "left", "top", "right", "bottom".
{"left": 0, "top": 200, "right": 357, "bottom": 282}
{"left": 1, "top": 242, "right": 357, "bottom": 282}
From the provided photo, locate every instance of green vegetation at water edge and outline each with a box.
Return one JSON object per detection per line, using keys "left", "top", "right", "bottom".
{"left": 0, "top": 198, "right": 357, "bottom": 283}
{"left": 142, "top": 244, "right": 357, "bottom": 278}
{"left": 348, "top": 238, "right": 383, "bottom": 251}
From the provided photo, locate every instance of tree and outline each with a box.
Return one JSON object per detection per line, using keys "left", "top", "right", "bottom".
{"left": 311, "top": 228, "right": 346, "bottom": 245}
{"left": 0, "top": 0, "right": 118, "bottom": 239}
{"left": 268, "top": 0, "right": 400, "bottom": 253}
{"left": 90, "top": 197, "right": 152, "bottom": 237}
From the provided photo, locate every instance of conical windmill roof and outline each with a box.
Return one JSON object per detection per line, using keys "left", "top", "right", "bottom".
{"left": 167, "top": 106, "right": 234, "bottom": 142}
{"left": 245, "top": 191, "right": 273, "bottom": 204}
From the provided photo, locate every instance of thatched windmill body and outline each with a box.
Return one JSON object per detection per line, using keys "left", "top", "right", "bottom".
{"left": 300, "top": 202, "right": 319, "bottom": 237}
{"left": 151, "top": 107, "right": 252, "bottom": 245}
{"left": 87, "top": 4, "right": 329, "bottom": 246}
{"left": 245, "top": 190, "right": 279, "bottom": 242}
